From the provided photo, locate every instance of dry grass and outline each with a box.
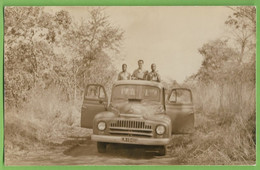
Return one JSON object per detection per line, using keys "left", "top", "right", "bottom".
{"left": 170, "top": 112, "right": 255, "bottom": 165}
{"left": 4, "top": 87, "right": 91, "bottom": 159}
{"left": 170, "top": 82, "right": 256, "bottom": 165}
{"left": 4, "top": 82, "right": 256, "bottom": 165}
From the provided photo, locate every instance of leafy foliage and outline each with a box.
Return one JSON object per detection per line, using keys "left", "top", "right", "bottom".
{"left": 4, "top": 7, "right": 124, "bottom": 108}
{"left": 186, "top": 6, "right": 255, "bottom": 97}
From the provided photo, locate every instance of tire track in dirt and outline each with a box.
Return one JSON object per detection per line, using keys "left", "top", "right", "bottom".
{"left": 6, "top": 136, "right": 179, "bottom": 165}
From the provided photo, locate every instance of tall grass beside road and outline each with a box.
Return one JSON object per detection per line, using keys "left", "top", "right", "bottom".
{"left": 4, "top": 87, "right": 91, "bottom": 160}
{"left": 172, "top": 81, "right": 256, "bottom": 165}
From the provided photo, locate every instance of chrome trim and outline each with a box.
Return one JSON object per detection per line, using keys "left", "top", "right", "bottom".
{"left": 109, "top": 130, "right": 153, "bottom": 137}
{"left": 109, "top": 120, "right": 153, "bottom": 137}
{"left": 110, "top": 127, "right": 152, "bottom": 132}
{"left": 110, "top": 120, "right": 152, "bottom": 129}
{"left": 91, "top": 134, "right": 170, "bottom": 145}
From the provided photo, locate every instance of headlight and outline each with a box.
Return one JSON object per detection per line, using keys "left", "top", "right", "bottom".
{"left": 97, "top": 121, "right": 106, "bottom": 131}
{"left": 156, "top": 125, "right": 165, "bottom": 135}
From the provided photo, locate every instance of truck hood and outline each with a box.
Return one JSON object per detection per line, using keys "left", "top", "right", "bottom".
{"left": 95, "top": 101, "right": 170, "bottom": 124}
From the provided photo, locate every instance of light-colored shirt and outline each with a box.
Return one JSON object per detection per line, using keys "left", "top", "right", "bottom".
{"left": 132, "top": 68, "right": 148, "bottom": 80}
{"left": 147, "top": 71, "right": 161, "bottom": 82}
{"left": 118, "top": 71, "right": 131, "bottom": 80}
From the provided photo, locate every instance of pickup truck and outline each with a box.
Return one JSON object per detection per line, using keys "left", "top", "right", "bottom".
{"left": 81, "top": 80, "right": 194, "bottom": 155}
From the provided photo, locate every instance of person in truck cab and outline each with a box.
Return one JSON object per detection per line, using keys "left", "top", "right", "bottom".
{"left": 147, "top": 63, "right": 161, "bottom": 82}
{"left": 118, "top": 64, "right": 131, "bottom": 80}
{"left": 131, "top": 60, "right": 148, "bottom": 80}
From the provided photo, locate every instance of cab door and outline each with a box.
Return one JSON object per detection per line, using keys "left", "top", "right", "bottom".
{"left": 166, "top": 88, "right": 194, "bottom": 134}
{"left": 81, "top": 84, "right": 108, "bottom": 128}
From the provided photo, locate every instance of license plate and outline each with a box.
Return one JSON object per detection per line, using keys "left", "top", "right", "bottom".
{"left": 121, "top": 137, "right": 137, "bottom": 143}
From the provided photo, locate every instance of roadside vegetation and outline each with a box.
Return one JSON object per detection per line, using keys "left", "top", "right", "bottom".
{"left": 4, "top": 7, "right": 123, "bottom": 160}
{"left": 177, "top": 7, "right": 256, "bottom": 164}
{"left": 4, "top": 7, "right": 255, "bottom": 165}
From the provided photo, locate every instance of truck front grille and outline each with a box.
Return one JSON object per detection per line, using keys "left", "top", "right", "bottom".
{"left": 109, "top": 120, "right": 153, "bottom": 137}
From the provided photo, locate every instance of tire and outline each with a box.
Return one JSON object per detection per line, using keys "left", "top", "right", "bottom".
{"left": 97, "top": 142, "right": 107, "bottom": 153}
{"left": 157, "top": 146, "right": 166, "bottom": 156}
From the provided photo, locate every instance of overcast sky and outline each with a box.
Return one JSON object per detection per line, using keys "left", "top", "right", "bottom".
{"left": 46, "top": 6, "right": 232, "bottom": 83}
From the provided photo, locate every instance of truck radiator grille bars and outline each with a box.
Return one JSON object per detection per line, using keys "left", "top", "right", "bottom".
{"left": 109, "top": 120, "right": 153, "bottom": 137}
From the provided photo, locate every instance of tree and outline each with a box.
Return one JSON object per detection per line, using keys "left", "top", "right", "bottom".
{"left": 4, "top": 7, "right": 73, "bottom": 107}
{"left": 195, "top": 39, "right": 239, "bottom": 84}
{"left": 4, "top": 7, "right": 125, "bottom": 108}
{"left": 62, "top": 8, "right": 124, "bottom": 102}
{"left": 225, "top": 6, "right": 256, "bottom": 62}
{"left": 4, "top": 7, "right": 58, "bottom": 107}
{"left": 185, "top": 6, "right": 256, "bottom": 114}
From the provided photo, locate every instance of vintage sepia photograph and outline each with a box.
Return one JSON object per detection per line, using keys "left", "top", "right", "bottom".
{"left": 4, "top": 6, "right": 256, "bottom": 165}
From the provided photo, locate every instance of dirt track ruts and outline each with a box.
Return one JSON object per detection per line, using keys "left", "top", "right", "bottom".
{"left": 6, "top": 135, "right": 181, "bottom": 166}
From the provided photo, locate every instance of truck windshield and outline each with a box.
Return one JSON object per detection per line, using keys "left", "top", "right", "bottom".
{"left": 112, "top": 85, "right": 160, "bottom": 102}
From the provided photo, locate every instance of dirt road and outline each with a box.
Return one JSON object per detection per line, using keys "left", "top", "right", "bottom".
{"left": 6, "top": 135, "right": 182, "bottom": 166}
{"left": 5, "top": 134, "right": 255, "bottom": 166}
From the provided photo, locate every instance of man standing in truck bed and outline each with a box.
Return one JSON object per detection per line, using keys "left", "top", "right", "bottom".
{"left": 118, "top": 64, "right": 131, "bottom": 80}
{"left": 147, "top": 63, "right": 161, "bottom": 82}
{"left": 132, "top": 60, "right": 148, "bottom": 80}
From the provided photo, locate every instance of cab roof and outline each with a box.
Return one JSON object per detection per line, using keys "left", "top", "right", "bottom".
{"left": 113, "top": 80, "right": 164, "bottom": 89}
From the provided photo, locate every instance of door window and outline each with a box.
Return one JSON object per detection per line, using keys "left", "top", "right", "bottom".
{"left": 169, "top": 90, "right": 176, "bottom": 103}
{"left": 85, "top": 85, "right": 107, "bottom": 100}
{"left": 168, "top": 89, "right": 192, "bottom": 104}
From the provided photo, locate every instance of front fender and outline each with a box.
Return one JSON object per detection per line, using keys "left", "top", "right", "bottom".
{"left": 143, "top": 113, "right": 171, "bottom": 125}
{"left": 93, "top": 111, "right": 117, "bottom": 134}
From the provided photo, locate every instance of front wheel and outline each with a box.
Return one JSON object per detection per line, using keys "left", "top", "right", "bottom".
{"left": 157, "top": 146, "right": 166, "bottom": 156}
{"left": 97, "top": 142, "right": 107, "bottom": 153}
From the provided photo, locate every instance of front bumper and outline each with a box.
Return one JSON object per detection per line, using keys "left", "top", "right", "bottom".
{"left": 91, "top": 134, "right": 170, "bottom": 145}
